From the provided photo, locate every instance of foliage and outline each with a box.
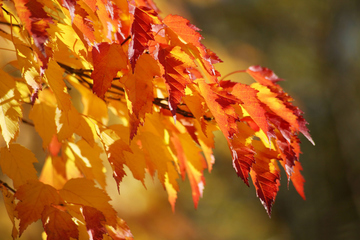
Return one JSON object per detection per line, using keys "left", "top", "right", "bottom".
{"left": 0, "top": 0, "right": 313, "bottom": 239}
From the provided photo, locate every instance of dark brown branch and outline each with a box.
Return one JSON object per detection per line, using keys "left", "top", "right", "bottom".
{"left": 57, "top": 62, "right": 214, "bottom": 121}
{"left": 21, "top": 118, "right": 34, "bottom": 126}
{"left": 0, "top": 180, "right": 16, "bottom": 193}
{"left": 0, "top": 21, "right": 21, "bottom": 28}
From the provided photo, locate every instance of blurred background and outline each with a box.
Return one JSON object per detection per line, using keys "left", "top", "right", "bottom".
{"left": 1, "top": 0, "right": 360, "bottom": 239}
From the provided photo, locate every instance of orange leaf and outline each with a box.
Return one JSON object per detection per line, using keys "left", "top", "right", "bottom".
{"left": 91, "top": 42, "right": 128, "bottom": 98}
{"left": 106, "top": 217, "right": 134, "bottom": 240}
{"left": 59, "top": 178, "right": 117, "bottom": 227}
{"left": 15, "top": 180, "right": 61, "bottom": 235}
{"left": 105, "top": 138, "right": 132, "bottom": 191}
{"left": 41, "top": 205, "right": 79, "bottom": 240}
{"left": 163, "top": 14, "right": 219, "bottom": 76}
{"left": 124, "top": 53, "right": 160, "bottom": 138}
{"left": 29, "top": 102, "right": 57, "bottom": 149}
{"left": 0, "top": 144, "right": 38, "bottom": 189}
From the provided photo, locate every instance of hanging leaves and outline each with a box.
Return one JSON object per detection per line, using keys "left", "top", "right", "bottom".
{"left": 0, "top": 0, "right": 314, "bottom": 239}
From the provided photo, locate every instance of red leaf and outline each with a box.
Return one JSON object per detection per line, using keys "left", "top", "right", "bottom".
{"left": 230, "top": 122, "right": 256, "bottom": 185}
{"left": 246, "top": 65, "right": 283, "bottom": 86}
{"left": 41, "top": 205, "right": 79, "bottom": 240}
{"left": 198, "top": 80, "right": 239, "bottom": 139}
{"left": 158, "top": 46, "right": 196, "bottom": 118}
{"left": 221, "top": 81, "right": 270, "bottom": 138}
{"left": 82, "top": 206, "right": 107, "bottom": 240}
{"left": 250, "top": 142, "right": 281, "bottom": 216}
{"left": 129, "top": 6, "right": 159, "bottom": 70}
{"left": 91, "top": 42, "right": 128, "bottom": 98}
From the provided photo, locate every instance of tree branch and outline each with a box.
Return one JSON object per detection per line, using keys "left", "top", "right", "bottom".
{"left": 57, "top": 62, "right": 213, "bottom": 121}
{"left": 0, "top": 180, "right": 16, "bottom": 193}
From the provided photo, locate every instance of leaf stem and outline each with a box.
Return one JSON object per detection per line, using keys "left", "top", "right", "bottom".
{"left": 219, "top": 70, "right": 246, "bottom": 81}
{"left": 0, "top": 180, "right": 16, "bottom": 193}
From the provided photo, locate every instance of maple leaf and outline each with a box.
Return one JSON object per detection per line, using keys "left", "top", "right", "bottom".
{"left": 15, "top": 180, "right": 62, "bottom": 235}
{"left": 82, "top": 206, "right": 109, "bottom": 240}
{"left": 12, "top": 0, "right": 52, "bottom": 70}
{"left": 59, "top": 178, "right": 118, "bottom": 227}
{"left": 124, "top": 53, "right": 161, "bottom": 138}
{"left": 106, "top": 217, "right": 134, "bottom": 240}
{"left": 91, "top": 42, "right": 128, "bottom": 98}
{"left": 0, "top": 0, "right": 315, "bottom": 237}
{"left": 41, "top": 205, "right": 79, "bottom": 240}
{"left": 220, "top": 80, "right": 270, "bottom": 137}
{"left": 163, "top": 14, "right": 218, "bottom": 77}
{"left": 250, "top": 141, "right": 281, "bottom": 216}
{"left": 29, "top": 101, "right": 57, "bottom": 149}
{"left": 129, "top": 6, "right": 159, "bottom": 70}
{"left": 0, "top": 144, "right": 38, "bottom": 189}
{"left": 158, "top": 45, "right": 197, "bottom": 118}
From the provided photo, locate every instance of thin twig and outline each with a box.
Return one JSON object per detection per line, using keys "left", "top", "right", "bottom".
{"left": 0, "top": 180, "right": 16, "bottom": 193}
{"left": 57, "top": 62, "right": 214, "bottom": 121}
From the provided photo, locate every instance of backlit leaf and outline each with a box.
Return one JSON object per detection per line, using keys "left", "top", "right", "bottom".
{"left": 15, "top": 180, "right": 61, "bottom": 235}
{"left": 41, "top": 205, "right": 79, "bottom": 240}
{"left": 0, "top": 144, "right": 38, "bottom": 189}
{"left": 59, "top": 178, "right": 117, "bottom": 227}
{"left": 92, "top": 42, "right": 128, "bottom": 98}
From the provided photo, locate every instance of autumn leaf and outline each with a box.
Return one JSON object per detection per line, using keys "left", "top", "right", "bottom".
{"left": 41, "top": 205, "right": 79, "bottom": 240}
{"left": 0, "top": 0, "right": 315, "bottom": 237}
{"left": 92, "top": 42, "right": 128, "bottom": 98}
{"left": 0, "top": 187, "right": 18, "bottom": 239}
{"left": 13, "top": 0, "right": 52, "bottom": 70}
{"left": 163, "top": 14, "right": 218, "bottom": 77}
{"left": 59, "top": 178, "right": 117, "bottom": 227}
{"left": 0, "top": 70, "right": 22, "bottom": 146}
{"left": 124, "top": 53, "right": 161, "bottom": 138}
{"left": 129, "top": 6, "right": 159, "bottom": 70}
{"left": 0, "top": 144, "right": 38, "bottom": 189}
{"left": 15, "top": 180, "right": 61, "bottom": 235}
{"left": 29, "top": 101, "right": 57, "bottom": 148}
{"left": 158, "top": 45, "right": 197, "bottom": 118}
{"left": 82, "top": 206, "right": 107, "bottom": 240}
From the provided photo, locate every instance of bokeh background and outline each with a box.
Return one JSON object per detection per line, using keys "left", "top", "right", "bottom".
{"left": 1, "top": 0, "right": 360, "bottom": 239}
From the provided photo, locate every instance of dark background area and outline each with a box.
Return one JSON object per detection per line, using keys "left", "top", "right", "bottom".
{"left": 1, "top": 0, "right": 360, "bottom": 239}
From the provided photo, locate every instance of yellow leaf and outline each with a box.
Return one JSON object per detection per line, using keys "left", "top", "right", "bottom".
{"left": 56, "top": 104, "right": 81, "bottom": 141}
{"left": 39, "top": 155, "right": 67, "bottom": 189}
{"left": 45, "top": 61, "right": 71, "bottom": 111}
{"left": 74, "top": 116, "right": 96, "bottom": 147}
{"left": 67, "top": 140, "right": 106, "bottom": 189}
{"left": 29, "top": 101, "right": 57, "bottom": 148}
{"left": 0, "top": 144, "right": 38, "bottom": 189}
{"left": 68, "top": 75, "right": 108, "bottom": 125}
{"left": 59, "top": 178, "right": 117, "bottom": 227}
{"left": 15, "top": 180, "right": 61, "bottom": 236}
{"left": 0, "top": 70, "right": 22, "bottom": 146}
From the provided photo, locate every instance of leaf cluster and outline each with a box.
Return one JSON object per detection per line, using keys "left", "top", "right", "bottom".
{"left": 0, "top": 0, "right": 313, "bottom": 239}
